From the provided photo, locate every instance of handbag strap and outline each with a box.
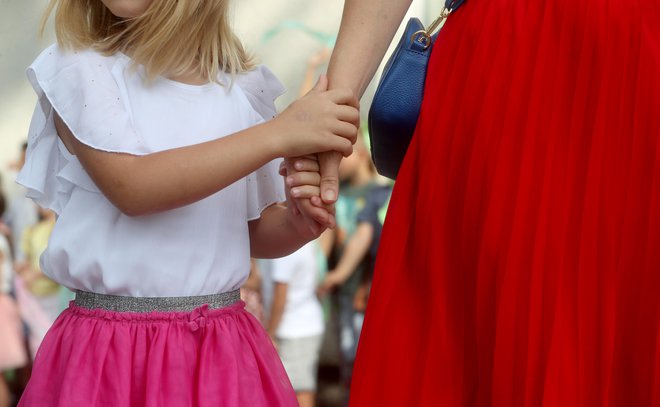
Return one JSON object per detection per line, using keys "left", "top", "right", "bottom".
{"left": 413, "top": 0, "right": 468, "bottom": 49}
{"left": 445, "top": 0, "right": 467, "bottom": 12}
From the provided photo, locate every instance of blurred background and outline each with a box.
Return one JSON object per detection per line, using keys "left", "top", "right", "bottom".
{"left": 0, "top": 0, "right": 437, "bottom": 405}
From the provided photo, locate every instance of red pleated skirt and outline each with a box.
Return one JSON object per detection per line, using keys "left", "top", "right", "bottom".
{"left": 351, "top": 0, "right": 660, "bottom": 405}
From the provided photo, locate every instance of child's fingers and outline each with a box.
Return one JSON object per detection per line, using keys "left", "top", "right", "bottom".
{"left": 304, "top": 203, "right": 335, "bottom": 229}
{"left": 290, "top": 185, "right": 321, "bottom": 199}
{"left": 294, "top": 193, "right": 334, "bottom": 229}
{"left": 286, "top": 171, "right": 321, "bottom": 188}
{"left": 278, "top": 160, "right": 288, "bottom": 177}
{"left": 332, "top": 121, "right": 359, "bottom": 144}
{"left": 329, "top": 137, "right": 353, "bottom": 157}
{"left": 327, "top": 213, "right": 336, "bottom": 229}
{"left": 295, "top": 198, "right": 335, "bottom": 229}
{"left": 311, "top": 136, "right": 353, "bottom": 158}
{"left": 293, "top": 158, "right": 320, "bottom": 172}
{"left": 335, "top": 105, "right": 361, "bottom": 129}
{"left": 310, "top": 196, "right": 336, "bottom": 216}
{"left": 326, "top": 88, "right": 360, "bottom": 109}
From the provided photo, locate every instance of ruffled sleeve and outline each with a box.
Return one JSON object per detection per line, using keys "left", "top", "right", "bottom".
{"left": 237, "top": 66, "right": 287, "bottom": 220}
{"left": 236, "top": 65, "right": 286, "bottom": 122}
{"left": 16, "top": 44, "right": 145, "bottom": 214}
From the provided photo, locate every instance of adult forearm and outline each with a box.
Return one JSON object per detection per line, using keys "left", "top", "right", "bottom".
{"left": 317, "top": 0, "right": 412, "bottom": 204}
{"left": 327, "top": 0, "right": 413, "bottom": 97}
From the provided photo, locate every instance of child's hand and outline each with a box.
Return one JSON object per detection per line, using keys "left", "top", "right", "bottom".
{"left": 280, "top": 157, "right": 336, "bottom": 235}
{"left": 271, "top": 75, "right": 360, "bottom": 159}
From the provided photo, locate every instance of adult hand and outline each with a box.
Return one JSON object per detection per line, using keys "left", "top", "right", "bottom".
{"left": 318, "top": 151, "right": 344, "bottom": 204}
{"left": 316, "top": 82, "right": 360, "bottom": 204}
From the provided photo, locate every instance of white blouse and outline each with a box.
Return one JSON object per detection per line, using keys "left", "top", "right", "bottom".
{"left": 17, "top": 44, "right": 286, "bottom": 297}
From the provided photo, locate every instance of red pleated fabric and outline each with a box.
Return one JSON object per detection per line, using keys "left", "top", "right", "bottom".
{"left": 351, "top": 0, "right": 660, "bottom": 405}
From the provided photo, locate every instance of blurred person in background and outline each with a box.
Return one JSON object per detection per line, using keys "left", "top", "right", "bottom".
{"left": 261, "top": 240, "right": 326, "bottom": 407}
{"left": 281, "top": 131, "right": 372, "bottom": 402}
{"left": 14, "top": 206, "right": 72, "bottom": 358}
{"left": 320, "top": 180, "right": 393, "bottom": 320}
{"left": 328, "top": 132, "right": 377, "bottom": 393}
{"left": 4, "top": 142, "right": 38, "bottom": 264}
{"left": 0, "top": 185, "right": 28, "bottom": 407}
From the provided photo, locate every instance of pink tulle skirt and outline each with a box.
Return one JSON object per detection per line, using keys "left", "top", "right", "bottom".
{"left": 18, "top": 301, "right": 297, "bottom": 406}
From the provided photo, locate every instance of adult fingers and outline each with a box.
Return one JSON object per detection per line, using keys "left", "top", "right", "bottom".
{"left": 318, "top": 151, "right": 342, "bottom": 204}
{"left": 284, "top": 160, "right": 318, "bottom": 229}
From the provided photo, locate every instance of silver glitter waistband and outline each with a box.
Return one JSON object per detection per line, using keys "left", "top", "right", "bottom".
{"left": 74, "top": 289, "right": 241, "bottom": 313}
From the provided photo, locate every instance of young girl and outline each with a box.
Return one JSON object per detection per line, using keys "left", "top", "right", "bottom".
{"left": 17, "top": 0, "right": 359, "bottom": 405}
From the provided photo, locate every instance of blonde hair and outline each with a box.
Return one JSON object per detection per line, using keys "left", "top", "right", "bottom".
{"left": 42, "top": 0, "right": 254, "bottom": 82}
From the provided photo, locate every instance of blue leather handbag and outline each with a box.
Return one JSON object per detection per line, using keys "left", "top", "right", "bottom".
{"left": 368, "top": 0, "right": 467, "bottom": 180}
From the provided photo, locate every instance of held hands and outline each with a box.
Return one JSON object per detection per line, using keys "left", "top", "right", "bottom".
{"left": 280, "top": 157, "right": 336, "bottom": 239}
{"left": 272, "top": 75, "right": 360, "bottom": 159}
{"left": 275, "top": 74, "right": 358, "bottom": 238}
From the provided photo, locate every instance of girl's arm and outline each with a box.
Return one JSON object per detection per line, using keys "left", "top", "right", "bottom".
{"left": 249, "top": 168, "right": 332, "bottom": 258}
{"left": 250, "top": 155, "right": 334, "bottom": 257}
{"left": 248, "top": 203, "right": 312, "bottom": 258}
{"left": 318, "top": 0, "right": 413, "bottom": 203}
{"left": 55, "top": 78, "right": 359, "bottom": 217}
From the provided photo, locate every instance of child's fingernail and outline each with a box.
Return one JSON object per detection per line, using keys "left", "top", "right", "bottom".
{"left": 323, "top": 190, "right": 336, "bottom": 201}
{"left": 291, "top": 188, "right": 300, "bottom": 197}
{"left": 295, "top": 161, "right": 303, "bottom": 170}
{"left": 286, "top": 176, "right": 294, "bottom": 185}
